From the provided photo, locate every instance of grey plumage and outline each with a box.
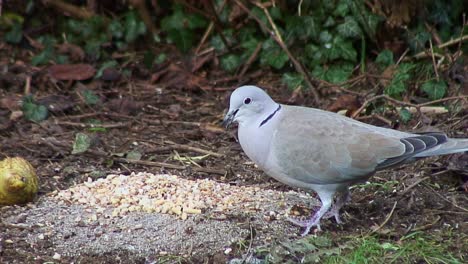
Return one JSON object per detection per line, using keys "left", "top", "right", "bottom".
{"left": 223, "top": 85, "right": 468, "bottom": 235}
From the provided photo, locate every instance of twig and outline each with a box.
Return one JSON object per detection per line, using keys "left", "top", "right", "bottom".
{"left": 115, "top": 158, "right": 226, "bottom": 175}
{"left": 0, "top": 221, "right": 32, "bottom": 230}
{"left": 351, "top": 94, "right": 468, "bottom": 118}
{"left": 429, "top": 40, "right": 439, "bottom": 80}
{"left": 129, "top": 0, "right": 159, "bottom": 41}
{"left": 425, "top": 185, "right": 468, "bottom": 213}
{"left": 164, "top": 140, "right": 223, "bottom": 158}
{"left": 399, "top": 176, "right": 430, "bottom": 196}
{"left": 412, "top": 215, "right": 441, "bottom": 231}
{"left": 239, "top": 41, "right": 262, "bottom": 77}
{"left": 41, "top": 0, "right": 94, "bottom": 19}
{"left": 53, "top": 120, "right": 130, "bottom": 129}
{"left": 370, "top": 201, "right": 398, "bottom": 234}
{"left": 196, "top": 0, "right": 228, "bottom": 55}
{"left": 412, "top": 35, "right": 468, "bottom": 59}
{"left": 233, "top": 0, "right": 320, "bottom": 104}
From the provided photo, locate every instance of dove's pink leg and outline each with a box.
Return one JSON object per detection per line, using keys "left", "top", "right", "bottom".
{"left": 288, "top": 189, "right": 335, "bottom": 236}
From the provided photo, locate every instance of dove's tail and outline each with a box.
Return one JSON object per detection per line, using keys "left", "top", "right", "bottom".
{"left": 415, "top": 138, "right": 468, "bottom": 157}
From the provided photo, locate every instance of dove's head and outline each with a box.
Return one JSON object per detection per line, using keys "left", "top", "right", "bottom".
{"left": 223, "top": 85, "right": 277, "bottom": 127}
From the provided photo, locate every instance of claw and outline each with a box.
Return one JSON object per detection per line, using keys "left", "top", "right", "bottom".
{"left": 287, "top": 216, "right": 321, "bottom": 236}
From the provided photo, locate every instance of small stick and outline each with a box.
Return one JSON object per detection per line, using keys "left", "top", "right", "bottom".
{"left": 351, "top": 94, "right": 468, "bottom": 119}
{"left": 370, "top": 201, "right": 398, "bottom": 234}
{"left": 54, "top": 120, "right": 130, "bottom": 129}
{"left": 233, "top": 0, "right": 320, "bottom": 104}
{"left": 412, "top": 35, "right": 468, "bottom": 59}
{"left": 425, "top": 186, "right": 468, "bottom": 213}
{"left": 399, "top": 176, "right": 429, "bottom": 196}
{"left": 115, "top": 158, "right": 225, "bottom": 175}
{"left": 165, "top": 141, "right": 224, "bottom": 158}
{"left": 239, "top": 41, "right": 263, "bottom": 77}
{"left": 429, "top": 40, "right": 439, "bottom": 80}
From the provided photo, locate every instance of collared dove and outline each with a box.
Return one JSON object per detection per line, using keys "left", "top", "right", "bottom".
{"left": 223, "top": 85, "right": 468, "bottom": 236}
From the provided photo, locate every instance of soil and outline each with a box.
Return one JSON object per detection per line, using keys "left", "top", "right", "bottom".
{"left": 1, "top": 47, "right": 467, "bottom": 263}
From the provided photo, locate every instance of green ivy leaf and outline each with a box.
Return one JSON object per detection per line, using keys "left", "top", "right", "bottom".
{"left": 270, "top": 6, "right": 282, "bottom": 20}
{"left": 109, "top": 19, "right": 124, "bottom": 39}
{"left": 155, "top": 53, "right": 167, "bottom": 64}
{"left": 285, "top": 16, "right": 319, "bottom": 40}
{"left": 168, "top": 29, "right": 194, "bottom": 53}
{"left": 337, "top": 16, "right": 362, "bottom": 38}
{"left": 31, "top": 35, "right": 56, "bottom": 65}
{"left": 282, "top": 73, "right": 304, "bottom": 90}
{"left": 399, "top": 108, "right": 412, "bottom": 123}
{"left": 124, "top": 10, "right": 146, "bottom": 43}
{"left": 323, "top": 17, "right": 335, "bottom": 27}
{"left": 408, "top": 27, "right": 431, "bottom": 52}
{"left": 319, "top": 30, "right": 333, "bottom": 43}
{"left": 221, "top": 54, "right": 241, "bottom": 72}
{"left": 334, "top": 0, "right": 350, "bottom": 17}
{"left": 31, "top": 48, "right": 53, "bottom": 66}
{"left": 241, "top": 38, "right": 260, "bottom": 54}
{"left": 421, "top": 80, "right": 447, "bottom": 100}
{"left": 305, "top": 44, "right": 324, "bottom": 65}
{"left": 325, "top": 36, "right": 357, "bottom": 62}
{"left": 81, "top": 89, "right": 101, "bottom": 105}
{"left": 385, "top": 63, "right": 415, "bottom": 98}
{"left": 375, "top": 49, "right": 394, "bottom": 68}
{"left": 312, "top": 63, "right": 354, "bottom": 83}
{"left": 22, "top": 95, "right": 48, "bottom": 122}
{"left": 126, "top": 150, "right": 142, "bottom": 160}
{"left": 96, "top": 60, "right": 118, "bottom": 78}
{"left": 210, "top": 35, "right": 225, "bottom": 51}
{"left": 4, "top": 22, "right": 23, "bottom": 44}
{"left": 72, "top": 133, "right": 92, "bottom": 154}
{"left": 260, "top": 39, "right": 289, "bottom": 69}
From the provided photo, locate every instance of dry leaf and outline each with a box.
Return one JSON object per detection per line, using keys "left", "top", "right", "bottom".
{"left": 48, "top": 64, "right": 96, "bottom": 81}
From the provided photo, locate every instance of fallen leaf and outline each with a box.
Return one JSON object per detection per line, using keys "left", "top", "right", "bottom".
{"left": 48, "top": 64, "right": 96, "bottom": 81}
{"left": 0, "top": 95, "right": 21, "bottom": 111}
{"left": 327, "top": 94, "right": 361, "bottom": 116}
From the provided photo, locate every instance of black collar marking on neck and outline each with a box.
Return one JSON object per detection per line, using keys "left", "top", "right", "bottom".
{"left": 259, "top": 104, "right": 281, "bottom": 127}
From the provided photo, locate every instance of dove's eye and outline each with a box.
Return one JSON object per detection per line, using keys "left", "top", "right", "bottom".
{"left": 244, "top": 98, "right": 252, "bottom": 104}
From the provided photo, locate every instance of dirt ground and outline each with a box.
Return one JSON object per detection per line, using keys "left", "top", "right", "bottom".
{"left": 1, "top": 51, "right": 468, "bottom": 263}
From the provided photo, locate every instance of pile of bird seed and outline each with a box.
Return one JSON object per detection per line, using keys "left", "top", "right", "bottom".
{"left": 52, "top": 172, "right": 291, "bottom": 220}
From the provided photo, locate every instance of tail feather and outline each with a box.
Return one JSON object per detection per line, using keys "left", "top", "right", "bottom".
{"left": 415, "top": 138, "right": 468, "bottom": 157}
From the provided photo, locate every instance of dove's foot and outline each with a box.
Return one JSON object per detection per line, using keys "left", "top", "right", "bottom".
{"left": 287, "top": 217, "right": 321, "bottom": 236}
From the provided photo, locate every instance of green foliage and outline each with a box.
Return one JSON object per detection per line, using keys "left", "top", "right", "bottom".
{"left": 31, "top": 36, "right": 57, "bottom": 66}
{"left": 399, "top": 108, "right": 412, "bottom": 123}
{"left": 421, "top": 80, "right": 447, "bottom": 100}
{"left": 22, "top": 95, "right": 48, "bottom": 122}
{"left": 221, "top": 54, "right": 241, "bottom": 73}
{"left": 313, "top": 63, "right": 354, "bottom": 84}
{"left": 375, "top": 50, "right": 394, "bottom": 68}
{"left": 72, "top": 133, "right": 91, "bottom": 154}
{"left": 385, "top": 63, "right": 416, "bottom": 98}
{"left": 80, "top": 89, "right": 101, "bottom": 105}
{"left": 257, "top": 235, "right": 343, "bottom": 263}
{"left": 4, "top": 21, "right": 23, "bottom": 44}
{"left": 96, "top": 60, "right": 118, "bottom": 78}
{"left": 3, "top": 0, "right": 460, "bottom": 103}
{"left": 260, "top": 39, "right": 289, "bottom": 70}
{"left": 255, "top": 233, "right": 462, "bottom": 264}
{"left": 282, "top": 72, "right": 304, "bottom": 90}
{"left": 161, "top": 5, "right": 207, "bottom": 52}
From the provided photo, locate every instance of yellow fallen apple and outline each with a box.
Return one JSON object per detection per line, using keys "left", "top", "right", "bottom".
{"left": 0, "top": 157, "right": 39, "bottom": 205}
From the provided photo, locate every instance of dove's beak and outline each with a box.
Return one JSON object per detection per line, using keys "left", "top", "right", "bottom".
{"left": 222, "top": 109, "right": 238, "bottom": 128}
